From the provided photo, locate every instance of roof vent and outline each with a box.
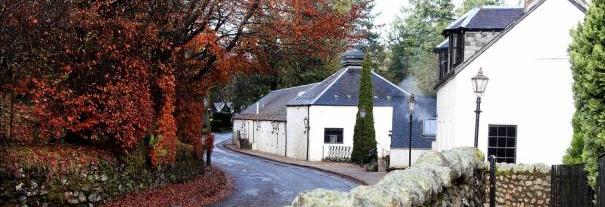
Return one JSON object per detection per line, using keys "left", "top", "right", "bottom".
{"left": 341, "top": 49, "right": 364, "bottom": 67}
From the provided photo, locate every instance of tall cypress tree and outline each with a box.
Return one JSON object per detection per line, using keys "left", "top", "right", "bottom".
{"left": 351, "top": 52, "right": 377, "bottom": 164}
{"left": 564, "top": 0, "right": 605, "bottom": 187}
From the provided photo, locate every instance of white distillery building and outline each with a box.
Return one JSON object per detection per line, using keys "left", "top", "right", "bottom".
{"left": 233, "top": 49, "right": 437, "bottom": 167}
{"left": 434, "top": 0, "right": 586, "bottom": 164}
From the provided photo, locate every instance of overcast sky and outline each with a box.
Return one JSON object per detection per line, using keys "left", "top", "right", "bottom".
{"left": 373, "top": 0, "right": 523, "bottom": 40}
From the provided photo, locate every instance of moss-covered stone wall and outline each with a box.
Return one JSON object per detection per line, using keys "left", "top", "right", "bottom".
{"left": 289, "top": 147, "right": 486, "bottom": 207}
{"left": 0, "top": 143, "right": 205, "bottom": 206}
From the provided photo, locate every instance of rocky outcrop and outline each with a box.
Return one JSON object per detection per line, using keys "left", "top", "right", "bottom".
{"left": 290, "top": 147, "right": 486, "bottom": 207}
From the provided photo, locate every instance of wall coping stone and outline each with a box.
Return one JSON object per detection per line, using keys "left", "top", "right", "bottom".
{"left": 290, "top": 147, "right": 485, "bottom": 207}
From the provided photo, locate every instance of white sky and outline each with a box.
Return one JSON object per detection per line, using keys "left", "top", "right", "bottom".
{"left": 373, "top": 0, "right": 523, "bottom": 40}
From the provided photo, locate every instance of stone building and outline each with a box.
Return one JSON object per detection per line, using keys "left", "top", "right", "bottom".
{"left": 233, "top": 49, "right": 437, "bottom": 168}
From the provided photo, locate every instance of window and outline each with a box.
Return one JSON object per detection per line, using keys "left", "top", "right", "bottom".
{"left": 449, "top": 32, "right": 465, "bottom": 67}
{"left": 324, "top": 128, "right": 344, "bottom": 144}
{"left": 423, "top": 119, "right": 437, "bottom": 136}
{"left": 488, "top": 125, "right": 517, "bottom": 163}
{"left": 438, "top": 49, "right": 449, "bottom": 80}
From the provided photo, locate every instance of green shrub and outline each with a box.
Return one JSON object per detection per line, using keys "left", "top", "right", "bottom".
{"left": 351, "top": 52, "right": 377, "bottom": 165}
{"left": 564, "top": 0, "right": 605, "bottom": 187}
{"left": 211, "top": 112, "right": 232, "bottom": 132}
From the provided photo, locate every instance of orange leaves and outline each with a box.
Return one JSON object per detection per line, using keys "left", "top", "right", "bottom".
{"left": 151, "top": 70, "right": 177, "bottom": 167}
{"left": 102, "top": 168, "right": 232, "bottom": 207}
{"left": 1, "top": 0, "right": 363, "bottom": 169}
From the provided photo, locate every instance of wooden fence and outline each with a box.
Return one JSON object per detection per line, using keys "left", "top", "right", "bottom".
{"left": 551, "top": 164, "right": 594, "bottom": 207}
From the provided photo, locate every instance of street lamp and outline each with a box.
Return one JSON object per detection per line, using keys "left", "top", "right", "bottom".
{"left": 358, "top": 108, "right": 366, "bottom": 165}
{"left": 471, "top": 68, "right": 489, "bottom": 148}
{"left": 407, "top": 94, "right": 416, "bottom": 168}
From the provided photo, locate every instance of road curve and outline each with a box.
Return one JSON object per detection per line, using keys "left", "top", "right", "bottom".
{"left": 211, "top": 133, "right": 358, "bottom": 207}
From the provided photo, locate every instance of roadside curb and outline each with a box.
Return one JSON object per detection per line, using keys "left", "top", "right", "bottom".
{"left": 222, "top": 143, "right": 368, "bottom": 185}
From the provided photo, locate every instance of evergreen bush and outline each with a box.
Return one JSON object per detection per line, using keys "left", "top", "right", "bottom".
{"left": 351, "top": 52, "right": 377, "bottom": 165}
{"left": 564, "top": 0, "right": 605, "bottom": 187}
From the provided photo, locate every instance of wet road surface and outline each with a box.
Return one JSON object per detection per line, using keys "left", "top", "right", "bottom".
{"left": 211, "top": 133, "right": 358, "bottom": 207}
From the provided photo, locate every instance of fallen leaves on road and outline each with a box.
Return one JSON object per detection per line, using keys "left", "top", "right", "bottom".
{"left": 102, "top": 167, "right": 232, "bottom": 207}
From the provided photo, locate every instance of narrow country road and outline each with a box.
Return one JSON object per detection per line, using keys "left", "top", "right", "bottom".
{"left": 211, "top": 133, "right": 358, "bottom": 207}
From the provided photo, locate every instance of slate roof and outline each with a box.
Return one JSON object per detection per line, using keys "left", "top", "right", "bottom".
{"left": 435, "top": 0, "right": 587, "bottom": 89}
{"left": 444, "top": 6, "right": 524, "bottom": 33}
{"left": 391, "top": 96, "right": 437, "bottom": 149}
{"left": 288, "top": 67, "right": 409, "bottom": 106}
{"left": 435, "top": 39, "right": 449, "bottom": 51}
{"left": 232, "top": 83, "right": 318, "bottom": 121}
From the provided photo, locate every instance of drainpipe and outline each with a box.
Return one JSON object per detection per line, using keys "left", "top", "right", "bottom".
{"left": 284, "top": 122, "right": 288, "bottom": 157}
{"left": 252, "top": 120, "right": 255, "bottom": 144}
{"left": 306, "top": 106, "right": 310, "bottom": 161}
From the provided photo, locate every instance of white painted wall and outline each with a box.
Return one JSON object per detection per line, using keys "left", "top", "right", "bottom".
{"left": 390, "top": 149, "right": 433, "bottom": 168}
{"left": 307, "top": 106, "right": 393, "bottom": 161}
{"left": 436, "top": 0, "right": 584, "bottom": 164}
{"left": 232, "top": 119, "right": 254, "bottom": 146}
{"left": 286, "top": 106, "right": 309, "bottom": 160}
{"left": 232, "top": 119, "right": 286, "bottom": 156}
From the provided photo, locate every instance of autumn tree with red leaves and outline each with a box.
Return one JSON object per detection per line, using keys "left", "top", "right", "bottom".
{"left": 0, "top": 0, "right": 363, "bottom": 166}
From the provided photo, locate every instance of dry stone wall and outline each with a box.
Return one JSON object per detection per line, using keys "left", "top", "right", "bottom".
{"left": 290, "top": 147, "right": 486, "bottom": 207}
{"left": 484, "top": 163, "right": 551, "bottom": 207}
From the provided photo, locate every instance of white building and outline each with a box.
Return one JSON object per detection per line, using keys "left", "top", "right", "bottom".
{"left": 434, "top": 0, "right": 586, "bottom": 164}
{"left": 233, "top": 50, "right": 437, "bottom": 168}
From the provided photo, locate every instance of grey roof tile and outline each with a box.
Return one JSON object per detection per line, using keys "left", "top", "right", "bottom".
{"left": 288, "top": 67, "right": 410, "bottom": 106}
{"left": 233, "top": 83, "right": 318, "bottom": 121}
{"left": 445, "top": 6, "right": 524, "bottom": 32}
{"left": 286, "top": 68, "right": 347, "bottom": 106}
{"left": 390, "top": 96, "right": 437, "bottom": 149}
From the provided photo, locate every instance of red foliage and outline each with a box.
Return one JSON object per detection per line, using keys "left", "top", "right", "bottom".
{"left": 0, "top": 144, "right": 115, "bottom": 177}
{"left": 150, "top": 70, "right": 178, "bottom": 167}
{"left": 102, "top": 167, "right": 232, "bottom": 207}
{"left": 1, "top": 0, "right": 364, "bottom": 163}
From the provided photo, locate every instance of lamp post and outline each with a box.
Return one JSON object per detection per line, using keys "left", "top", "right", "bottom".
{"left": 471, "top": 68, "right": 489, "bottom": 148}
{"left": 407, "top": 94, "right": 416, "bottom": 168}
{"left": 358, "top": 108, "right": 366, "bottom": 165}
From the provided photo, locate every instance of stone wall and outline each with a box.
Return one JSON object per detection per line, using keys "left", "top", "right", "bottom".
{"left": 0, "top": 145, "right": 205, "bottom": 206}
{"left": 484, "top": 163, "right": 551, "bottom": 207}
{"left": 290, "top": 147, "right": 486, "bottom": 207}
{"left": 464, "top": 31, "right": 499, "bottom": 60}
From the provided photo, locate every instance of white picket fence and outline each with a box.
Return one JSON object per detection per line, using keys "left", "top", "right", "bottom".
{"left": 323, "top": 145, "right": 352, "bottom": 162}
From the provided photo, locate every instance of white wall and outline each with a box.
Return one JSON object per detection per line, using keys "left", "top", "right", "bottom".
{"left": 389, "top": 149, "right": 433, "bottom": 168}
{"left": 307, "top": 106, "right": 393, "bottom": 161}
{"left": 233, "top": 119, "right": 287, "bottom": 156}
{"left": 251, "top": 121, "right": 286, "bottom": 156}
{"left": 233, "top": 119, "right": 254, "bottom": 146}
{"left": 436, "top": 0, "right": 584, "bottom": 164}
{"left": 286, "top": 106, "right": 309, "bottom": 160}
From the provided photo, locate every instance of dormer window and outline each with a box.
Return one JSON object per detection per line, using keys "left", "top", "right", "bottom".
{"left": 438, "top": 49, "right": 449, "bottom": 80}
{"left": 449, "top": 32, "right": 465, "bottom": 68}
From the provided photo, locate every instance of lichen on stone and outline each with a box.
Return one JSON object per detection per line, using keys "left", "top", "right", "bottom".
{"left": 290, "top": 147, "right": 486, "bottom": 207}
{"left": 291, "top": 189, "right": 352, "bottom": 207}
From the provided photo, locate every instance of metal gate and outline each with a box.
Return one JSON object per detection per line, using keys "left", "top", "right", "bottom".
{"left": 551, "top": 164, "right": 594, "bottom": 207}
